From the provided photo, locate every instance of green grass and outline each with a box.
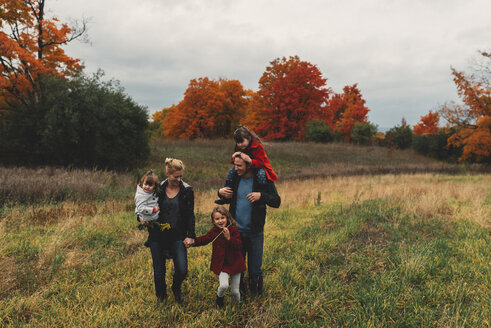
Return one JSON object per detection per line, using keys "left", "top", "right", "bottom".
{"left": 1, "top": 178, "right": 489, "bottom": 327}
{"left": 1, "top": 140, "right": 489, "bottom": 326}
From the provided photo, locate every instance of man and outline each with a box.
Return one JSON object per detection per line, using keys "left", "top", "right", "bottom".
{"left": 217, "top": 154, "right": 281, "bottom": 295}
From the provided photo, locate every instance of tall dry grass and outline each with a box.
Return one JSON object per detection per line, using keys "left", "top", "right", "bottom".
{"left": 0, "top": 167, "right": 134, "bottom": 205}
{"left": 276, "top": 174, "right": 491, "bottom": 228}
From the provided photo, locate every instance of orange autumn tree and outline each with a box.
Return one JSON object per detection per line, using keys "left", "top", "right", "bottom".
{"left": 162, "top": 78, "right": 247, "bottom": 139}
{"left": 0, "top": 0, "right": 86, "bottom": 110}
{"left": 151, "top": 105, "right": 174, "bottom": 136}
{"left": 326, "top": 84, "right": 370, "bottom": 141}
{"left": 243, "top": 56, "right": 331, "bottom": 141}
{"left": 440, "top": 51, "right": 491, "bottom": 162}
{"left": 413, "top": 110, "right": 440, "bottom": 135}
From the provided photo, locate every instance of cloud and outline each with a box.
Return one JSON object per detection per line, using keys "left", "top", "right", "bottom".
{"left": 51, "top": 0, "right": 491, "bottom": 127}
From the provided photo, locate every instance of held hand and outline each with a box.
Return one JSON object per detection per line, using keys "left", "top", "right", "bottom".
{"left": 246, "top": 192, "right": 261, "bottom": 203}
{"left": 219, "top": 187, "right": 233, "bottom": 199}
{"left": 139, "top": 218, "right": 150, "bottom": 226}
{"left": 222, "top": 227, "right": 230, "bottom": 240}
{"left": 183, "top": 238, "right": 194, "bottom": 248}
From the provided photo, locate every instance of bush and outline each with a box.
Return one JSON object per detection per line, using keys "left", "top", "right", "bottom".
{"left": 385, "top": 124, "right": 412, "bottom": 149}
{"left": 0, "top": 72, "right": 149, "bottom": 169}
{"left": 412, "top": 129, "right": 462, "bottom": 162}
{"left": 305, "top": 119, "right": 333, "bottom": 143}
{"left": 351, "top": 122, "right": 378, "bottom": 145}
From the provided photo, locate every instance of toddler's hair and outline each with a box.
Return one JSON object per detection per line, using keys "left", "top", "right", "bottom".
{"left": 165, "top": 158, "right": 185, "bottom": 174}
{"left": 233, "top": 125, "right": 262, "bottom": 145}
{"left": 139, "top": 170, "right": 160, "bottom": 193}
{"left": 211, "top": 205, "right": 237, "bottom": 227}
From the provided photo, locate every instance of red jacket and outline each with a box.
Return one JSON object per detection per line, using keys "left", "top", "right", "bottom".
{"left": 194, "top": 225, "right": 246, "bottom": 275}
{"left": 232, "top": 139, "right": 278, "bottom": 181}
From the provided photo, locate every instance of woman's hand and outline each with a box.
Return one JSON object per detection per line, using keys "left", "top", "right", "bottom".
{"left": 222, "top": 227, "right": 230, "bottom": 240}
{"left": 139, "top": 218, "right": 150, "bottom": 226}
{"left": 183, "top": 238, "right": 194, "bottom": 248}
{"left": 219, "top": 187, "right": 233, "bottom": 199}
{"left": 246, "top": 192, "right": 261, "bottom": 203}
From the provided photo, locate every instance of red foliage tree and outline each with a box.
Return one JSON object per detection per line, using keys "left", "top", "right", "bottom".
{"left": 413, "top": 111, "right": 440, "bottom": 135}
{"left": 243, "top": 56, "right": 331, "bottom": 141}
{"left": 162, "top": 78, "right": 247, "bottom": 139}
{"left": 325, "top": 84, "right": 370, "bottom": 141}
{"left": 0, "top": 0, "right": 86, "bottom": 110}
{"left": 440, "top": 51, "right": 491, "bottom": 162}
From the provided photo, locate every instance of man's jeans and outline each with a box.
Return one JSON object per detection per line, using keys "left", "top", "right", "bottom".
{"left": 149, "top": 239, "right": 188, "bottom": 298}
{"left": 239, "top": 230, "right": 264, "bottom": 277}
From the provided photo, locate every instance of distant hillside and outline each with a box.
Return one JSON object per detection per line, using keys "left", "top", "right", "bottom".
{"left": 146, "top": 139, "right": 486, "bottom": 190}
{"left": 1, "top": 139, "right": 487, "bottom": 205}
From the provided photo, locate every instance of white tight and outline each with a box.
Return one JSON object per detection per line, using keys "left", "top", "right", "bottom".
{"left": 217, "top": 272, "right": 241, "bottom": 301}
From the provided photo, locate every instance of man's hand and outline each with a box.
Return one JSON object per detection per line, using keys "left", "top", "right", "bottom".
{"left": 219, "top": 187, "right": 233, "bottom": 199}
{"left": 246, "top": 192, "right": 261, "bottom": 203}
{"left": 139, "top": 218, "right": 150, "bottom": 226}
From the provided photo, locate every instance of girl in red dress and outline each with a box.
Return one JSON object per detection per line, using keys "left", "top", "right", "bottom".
{"left": 193, "top": 206, "right": 246, "bottom": 307}
{"left": 232, "top": 126, "right": 277, "bottom": 181}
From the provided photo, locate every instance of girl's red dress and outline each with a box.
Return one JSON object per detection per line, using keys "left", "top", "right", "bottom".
{"left": 194, "top": 225, "right": 246, "bottom": 275}
{"left": 233, "top": 139, "right": 278, "bottom": 181}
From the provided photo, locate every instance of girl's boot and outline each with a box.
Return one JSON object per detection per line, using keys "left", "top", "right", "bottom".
{"left": 216, "top": 295, "right": 225, "bottom": 308}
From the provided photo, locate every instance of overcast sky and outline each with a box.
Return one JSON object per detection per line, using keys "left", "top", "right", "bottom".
{"left": 51, "top": 0, "right": 490, "bottom": 128}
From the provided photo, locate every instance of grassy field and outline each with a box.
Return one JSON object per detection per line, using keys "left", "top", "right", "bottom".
{"left": 0, "top": 140, "right": 490, "bottom": 327}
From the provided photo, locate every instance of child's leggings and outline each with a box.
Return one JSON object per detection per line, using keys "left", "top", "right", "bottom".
{"left": 218, "top": 272, "right": 241, "bottom": 301}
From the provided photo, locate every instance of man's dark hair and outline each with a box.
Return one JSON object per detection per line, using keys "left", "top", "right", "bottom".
{"left": 233, "top": 154, "right": 251, "bottom": 168}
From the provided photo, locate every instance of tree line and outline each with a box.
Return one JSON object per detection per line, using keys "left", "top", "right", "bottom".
{"left": 153, "top": 52, "right": 490, "bottom": 164}
{"left": 1, "top": 1, "right": 489, "bottom": 169}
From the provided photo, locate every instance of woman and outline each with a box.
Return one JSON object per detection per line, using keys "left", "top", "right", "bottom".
{"left": 140, "top": 158, "right": 195, "bottom": 303}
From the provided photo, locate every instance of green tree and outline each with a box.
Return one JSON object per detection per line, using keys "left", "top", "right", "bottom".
{"left": 385, "top": 121, "right": 412, "bottom": 149}
{"left": 305, "top": 119, "right": 333, "bottom": 143}
{"left": 351, "top": 122, "right": 377, "bottom": 145}
{"left": 0, "top": 71, "right": 149, "bottom": 169}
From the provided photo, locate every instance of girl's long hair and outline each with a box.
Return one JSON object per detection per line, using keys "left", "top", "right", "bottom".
{"left": 211, "top": 205, "right": 237, "bottom": 227}
{"left": 233, "top": 125, "right": 262, "bottom": 149}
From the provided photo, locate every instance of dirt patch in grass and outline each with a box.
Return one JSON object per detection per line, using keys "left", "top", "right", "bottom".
{"left": 352, "top": 223, "right": 392, "bottom": 247}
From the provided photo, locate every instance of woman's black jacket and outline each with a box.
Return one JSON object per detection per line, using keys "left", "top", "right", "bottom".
{"left": 148, "top": 179, "right": 196, "bottom": 243}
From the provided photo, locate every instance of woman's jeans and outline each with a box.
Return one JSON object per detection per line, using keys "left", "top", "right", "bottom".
{"left": 149, "top": 239, "right": 187, "bottom": 298}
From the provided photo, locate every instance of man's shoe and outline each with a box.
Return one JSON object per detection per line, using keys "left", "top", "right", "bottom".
{"left": 257, "top": 275, "right": 264, "bottom": 295}
{"left": 249, "top": 276, "right": 257, "bottom": 295}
